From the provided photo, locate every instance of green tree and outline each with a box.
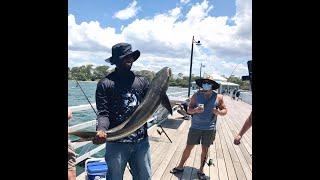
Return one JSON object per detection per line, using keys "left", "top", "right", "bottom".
{"left": 92, "top": 65, "right": 110, "bottom": 80}
{"left": 134, "top": 70, "right": 155, "bottom": 82}
{"left": 227, "top": 76, "right": 250, "bottom": 90}
{"left": 70, "top": 64, "right": 94, "bottom": 81}
{"left": 85, "top": 64, "right": 94, "bottom": 80}
{"left": 70, "top": 66, "right": 84, "bottom": 81}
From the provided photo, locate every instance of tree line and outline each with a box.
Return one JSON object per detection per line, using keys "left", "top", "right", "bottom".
{"left": 68, "top": 65, "right": 250, "bottom": 89}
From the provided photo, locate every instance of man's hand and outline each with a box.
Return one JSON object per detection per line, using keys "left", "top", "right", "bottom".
{"left": 212, "top": 108, "right": 220, "bottom": 116}
{"left": 195, "top": 106, "right": 204, "bottom": 114}
{"left": 234, "top": 134, "right": 242, "bottom": 145}
{"left": 93, "top": 130, "right": 107, "bottom": 144}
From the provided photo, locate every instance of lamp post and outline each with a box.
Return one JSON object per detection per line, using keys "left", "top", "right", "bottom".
{"left": 188, "top": 36, "right": 201, "bottom": 97}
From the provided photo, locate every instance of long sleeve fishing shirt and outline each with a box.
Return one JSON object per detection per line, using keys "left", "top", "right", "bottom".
{"left": 95, "top": 68, "right": 150, "bottom": 143}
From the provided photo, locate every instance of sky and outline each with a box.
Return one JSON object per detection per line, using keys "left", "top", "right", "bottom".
{"left": 68, "top": 0, "right": 252, "bottom": 77}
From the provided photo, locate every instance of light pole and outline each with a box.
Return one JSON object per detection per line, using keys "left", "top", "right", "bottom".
{"left": 200, "top": 63, "right": 205, "bottom": 78}
{"left": 188, "top": 36, "right": 201, "bottom": 97}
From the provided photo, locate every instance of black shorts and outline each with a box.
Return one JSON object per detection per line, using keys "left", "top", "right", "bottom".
{"left": 187, "top": 128, "right": 216, "bottom": 147}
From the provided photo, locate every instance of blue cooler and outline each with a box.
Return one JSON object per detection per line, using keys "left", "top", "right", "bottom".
{"left": 85, "top": 158, "right": 108, "bottom": 180}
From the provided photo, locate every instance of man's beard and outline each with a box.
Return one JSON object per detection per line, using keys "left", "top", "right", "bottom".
{"left": 118, "top": 62, "right": 132, "bottom": 71}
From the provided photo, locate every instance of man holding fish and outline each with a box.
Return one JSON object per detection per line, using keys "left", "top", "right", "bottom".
{"left": 69, "top": 43, "right": 173, "bottom": 180}
{"left": 94, "top": 43, "right": 151, "bottom": 180}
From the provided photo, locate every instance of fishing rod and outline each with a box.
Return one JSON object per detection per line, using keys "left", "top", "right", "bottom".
{"left": 75, "top": 80, "right": 97, "bottom": 115}
{"left": 157, "top": 125, "right": 172, "bottom": 143}
{"left": 153, "top": 107, "right": 173, "bottom": 143}
{"left": 226, "top": 60, "right": 247, "bottom": 96}
{"left": 74, "top": 80, "right": 133, "bottom": 175}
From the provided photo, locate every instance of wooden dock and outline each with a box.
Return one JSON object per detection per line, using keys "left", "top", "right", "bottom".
{"left": 77, "top": 95, "right": 252, "bottom": 180}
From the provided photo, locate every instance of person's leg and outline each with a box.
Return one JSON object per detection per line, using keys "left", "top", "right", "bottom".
{"left": 105, "top": 142, "right": 132, "bottom": 180}
{"left": 199, "top": 146, "right": 209, "bottom": 173}
{"left": 128, "top": 138, "right": 152, "bottom": 180}
{"left": 68, "top": 142, "right": 76, "bottom": 180}
{"left": 68, "top": 170, "right": 76, "bottom": 180}
{"left": 176, "top": 144, "right": 195, "bottom": 168}
{"left": 199, "top": 130, "right": 216, "bottom": 173}
{"left": 176, "top": 128, "right": 201, "bottom": 169}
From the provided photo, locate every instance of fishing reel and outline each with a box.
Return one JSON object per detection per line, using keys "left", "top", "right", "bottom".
{"left": 156, "top": 125, "right": 173, "bottom": 143}
{"left": 156, "top": 129, "right": 163, "bottom": 135}
{"left": 206, "top": 159, "right": 214, "bottom": 166}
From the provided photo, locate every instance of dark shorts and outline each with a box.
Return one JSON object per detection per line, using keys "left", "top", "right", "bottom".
{"left": 187, "top": 128, "right": 216, "bottom": 147}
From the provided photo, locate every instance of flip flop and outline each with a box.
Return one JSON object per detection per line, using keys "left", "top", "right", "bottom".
{"left": 197, "top": 171, "right": 206, "bottom": 180}
{"left": 170, "top": 167, "right": 184, "bottom": 174}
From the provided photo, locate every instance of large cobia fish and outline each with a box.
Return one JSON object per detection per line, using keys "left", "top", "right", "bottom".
{"left": 69, "top": 67, "right": 172, "bottom": 142}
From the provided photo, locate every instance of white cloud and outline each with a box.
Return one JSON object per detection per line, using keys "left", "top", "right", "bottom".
{"left": 180, "top": 0, "right": 190, "bottom": 4}
{"left": 68, "top": 0, "right": 252, "bottom": 78}
{"left": 185, "top": 0, "right": 213, "bottom": 24}
{"left": 68, "top": 50, "right": 107, "bottom": 68}
{"left": 68, "top": 14, "right": 123, "bottom": 52}
{"left": 113, "top": 0, "right": 140, "bottom": 20}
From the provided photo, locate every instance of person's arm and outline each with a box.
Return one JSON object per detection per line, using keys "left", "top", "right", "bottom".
{"left": 187, "top": 93, "right": 204, "bottom": 114}
{"left": 95, "top": 81, "right": 110, "bottom": 131}
{"left": 94, "top": 81, "right": 110, "bottom": 144}
{"left": 213, "top": 95, "right": 227, "bottom": 116}
{"left": 234, "top": 112, "right": 252, "bottom": 145}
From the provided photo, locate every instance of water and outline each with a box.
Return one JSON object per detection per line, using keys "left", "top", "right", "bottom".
{"left": 68, "top": 81, "right": 97, "bottom": 127}
{"left": 240, "top": 91, "right": 252, "bottom": 105}
{"left": 68, "top": 80, "right": 189, "bottom": 127}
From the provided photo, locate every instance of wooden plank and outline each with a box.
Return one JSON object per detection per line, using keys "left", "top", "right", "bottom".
{"left": 222, "top": 117, "right": 252, "bottom": 172}
{"left": 217, "top": 123, "right": 238, "bottom": 180}
{"left": 220, "top": 117, "right": 247, "bottom": 180}
{"left": 151, "top": 118, "right": 188, "bottom": 173}
{"left": 190, "top": 145, "right": 202, "bottom": 179}
{"left": 215, "top": 123, "right": 229, "bottom": 180}
{"left": 220, "top": 122, "right": 252, "bottom": 179}
{"left": 152, "top": 120, "right": 189, "bottom": 179}
{"left": 160, "top": 130, "right": 189, "bottom": 180}
{"left": 203, "top": 145, "right": 210, "bottom": 180}
{"left": 209, "top": 138, "right": 219, "bottom": 179}
{"left": 229, "top": 111, "right": 252, "bottom": 141}
{"left": 151, "top": 129, "right": 179, "bottom": 175}
{"left": 224, "top": 114, "right": 252, "bottom": 156}
{"left": 223, "top": 106, "right": 252, "bottom": 153}
{"left": 225, "top": 97, "right": 252, "bottom": 139}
